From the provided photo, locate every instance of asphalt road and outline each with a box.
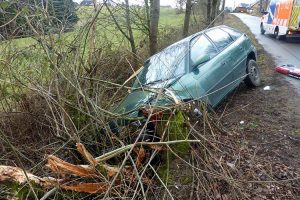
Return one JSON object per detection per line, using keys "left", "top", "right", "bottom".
{"left": 233, "top": 13, "right": 300, "bottom": 95}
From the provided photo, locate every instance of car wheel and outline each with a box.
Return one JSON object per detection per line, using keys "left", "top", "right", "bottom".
{"left": 260, "top": 24, "right": 265, "bottom": 35}
{"left": 274, "top": 28, "right": 280, "bottom": 39}
{"left": 244, "top": 59, "right": 261, "bottom": 87}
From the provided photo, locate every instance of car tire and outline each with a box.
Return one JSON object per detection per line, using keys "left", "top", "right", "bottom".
{"left": 260, "top": 24, "right": 265, "bottom": 35}
{"left": 244, "top": 59, "right": 261, "bottom": 87}
{"left": 274, "top": 28, "right": 280, "bottom": 39}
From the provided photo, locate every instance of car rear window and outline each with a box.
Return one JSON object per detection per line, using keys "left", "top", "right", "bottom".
{"left": 205, "top": 28, "right": 233, "bottom": 51}
{"left": 221, "top": 27, "right": 242, "bottom": 40}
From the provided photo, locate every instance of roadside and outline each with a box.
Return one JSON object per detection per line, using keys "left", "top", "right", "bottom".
{"left": 217, "top": 14, "right": 300, "bottom": 198}
{"left": 233, "top": 13, "right": 300, "bottom": 97}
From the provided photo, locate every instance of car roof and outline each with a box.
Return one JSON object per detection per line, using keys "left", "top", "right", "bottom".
{"left": 147, "top": 25, "right": 236, "bottom": 61}
{"left": 187, "top": 25, "right": 236, "bottom": 40}
{"left": 165, "top": 25, "right": 235, "bottom": 47}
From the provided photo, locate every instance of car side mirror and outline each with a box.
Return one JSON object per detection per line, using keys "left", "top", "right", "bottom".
{"left": 192, "top": 55, "right": 210, "bottom": 69}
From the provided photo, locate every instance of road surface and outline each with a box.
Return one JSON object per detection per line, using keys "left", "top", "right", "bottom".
{"left": 233, "top": 13, "right": 300, "bottom": 95}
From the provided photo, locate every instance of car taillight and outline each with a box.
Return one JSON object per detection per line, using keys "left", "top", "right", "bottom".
{"left": 288, "top": 31, "right": 295, "bottom": 35}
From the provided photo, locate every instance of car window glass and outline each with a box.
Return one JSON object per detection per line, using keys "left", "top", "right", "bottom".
{"left": 205, "top": 28, "right": 233, "bottom": 50}
{"left": 134, "top": 42, "right": 188, "bottom": 86}
{"left": 190, "top": 35, "right": 217, "bottom": 66}
{"left": 221, "top": 27, "right": 242, "bottom": 40}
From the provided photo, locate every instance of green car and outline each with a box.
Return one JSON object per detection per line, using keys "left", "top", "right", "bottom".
{"left": 114, "top": 25, "right": 261, "bottom": 122}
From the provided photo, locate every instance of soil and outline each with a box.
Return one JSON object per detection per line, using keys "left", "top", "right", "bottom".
{"left": 214, "top": 16, "right": 300, "bottom": 198}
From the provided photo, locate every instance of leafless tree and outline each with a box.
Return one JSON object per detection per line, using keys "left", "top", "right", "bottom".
{"left": 211, "top": 0, "right": 219, "bottom": 25}
{"left": 206, "top": 0, "right": 221, "bottom": 26}
{"left": 260, "top": 0, "right": 263, "bottom": 12}
{"left": 149, "top": 0, "right": 160, "bottom": 55}
{"left": 104, "top": 0, "right": 138, "bottom": 67}
{"left": 176, "top": 0, "right": 185, "bottom": 13}
{"left": 183, "top": 0, "right": 192, "bottom": 37}
{"left": 221, "top": 0, "right": 226, "bottom": 23}
{"left": 206, "top": 0, "right": 212, "bottom": 25}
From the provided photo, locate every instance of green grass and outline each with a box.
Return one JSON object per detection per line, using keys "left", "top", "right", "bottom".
{"left": 1, "top": 6, "right": 184, "bottom": 47}
{"left": 159, "top": 8, "right": 185, "bottom": 27}
{"left": 0, "top": 6, "right": 186, "bottom": 101}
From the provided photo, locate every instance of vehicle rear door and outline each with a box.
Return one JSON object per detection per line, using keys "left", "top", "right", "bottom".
{"left": 220, "top": 27, "right": 247, "bottom": 86}
{"left": 203, "top": 28, "right": 236, "bottom": 106}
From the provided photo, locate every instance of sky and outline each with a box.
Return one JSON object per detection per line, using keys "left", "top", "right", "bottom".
{"left": 73, "top": 0, "right": 258, "bottom": 8}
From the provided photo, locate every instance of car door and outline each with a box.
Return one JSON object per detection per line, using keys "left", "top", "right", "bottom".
{"left": 169, "top": 34, "right": 220, "bottom": 103}
{"left": 220, "top": 27, "right": 247, "bottom": 86}
{"left": 203, "top": 28, "right": 236, "bottom": 107}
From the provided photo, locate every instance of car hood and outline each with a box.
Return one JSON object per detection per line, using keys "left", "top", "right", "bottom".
{"left": 113, "top": 88, "right": 175, "bottom": 118}
{"left": 113, "top": 74, "right": 199, "bottom": 118}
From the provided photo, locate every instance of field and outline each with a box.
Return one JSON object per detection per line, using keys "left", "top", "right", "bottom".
{"left": 1, "top": 7, "right": 185, "bottom": 49}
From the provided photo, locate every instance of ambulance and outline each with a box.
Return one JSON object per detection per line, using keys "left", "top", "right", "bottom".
{"left": 260, "top": 0, "right": 300, "bottom": 39}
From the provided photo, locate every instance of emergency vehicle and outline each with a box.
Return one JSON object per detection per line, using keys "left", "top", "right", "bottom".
{"left": 260, "top": 0, "right": 300, "bottom": 38}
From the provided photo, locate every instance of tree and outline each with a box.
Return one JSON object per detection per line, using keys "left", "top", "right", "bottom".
{"left": 221, "top": 0, "right": 225, "bottom": 23}
{"left": 149, "top": 0, "right": 160, "bottom": 55}
{"left": 49, "top": 0, "right": 79, "bottom": 30}
{"left": 182, "top": 0, "right": 192, "bottom": 37}
{"left": 176, "top": 0, "right": 185, "bottom": 13}
{"left": 211, "top": 0, "right": 219, "bottom": 25}
{"left": 260, "top": 0, "right": 263, "bottom": 12}
{"left": 0, "top": 0, "right": 78, "bottom": 38}
{"left": 206, "top": 0, "right": 212, "bottom": 25}
{"left": 205, "top": 0, "right": 221, "bottom": 26}
{"left": 105, "top": 0, "right": 138, "bottom": 67}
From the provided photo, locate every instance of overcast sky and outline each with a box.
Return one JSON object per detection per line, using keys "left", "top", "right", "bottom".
{"left": 73, "top": 0, "right": 257, "bottom": 8}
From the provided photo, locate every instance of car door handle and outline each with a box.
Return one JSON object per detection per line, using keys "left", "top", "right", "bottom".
{"left": 239, "top": 47, "right": 244, "bottom": 51}
{"left": 221, "top": 61, "right": 227, "bottom": 65}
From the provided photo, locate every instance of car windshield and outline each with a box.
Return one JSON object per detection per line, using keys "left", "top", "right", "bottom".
{"left": 134, "top": 41, "right": 188, "bottom": 87}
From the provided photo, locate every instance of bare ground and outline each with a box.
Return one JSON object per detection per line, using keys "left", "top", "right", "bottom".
{"left": 215, "top": 14, "right": 300, "bottom": 199}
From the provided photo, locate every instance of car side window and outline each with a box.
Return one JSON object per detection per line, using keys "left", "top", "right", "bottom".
{"left": 190, "top": 35, "right": 218, "bottom": 66}
{"left": 205, "top": 28, "right": 234, "bottom": 51}
{"left": 221, "top": 27, "right": 242, "bottom": 40}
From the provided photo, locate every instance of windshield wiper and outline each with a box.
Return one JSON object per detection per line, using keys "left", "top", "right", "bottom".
{"left": 143, "top": 79, "right": 165, "bottom": 86}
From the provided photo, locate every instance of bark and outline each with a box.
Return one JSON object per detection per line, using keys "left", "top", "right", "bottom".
{"left": 149, "top": 0, "right": 160, "bottom": 56}
{"left": 183, "top": 0, "right": 192, "bottom": 38}
{"left": 211, "top": 0, "right": 219, "bottom": 25}
{"left": 260, "top": 0, "right": 263, "bottom": 12}
{"left": 206, "top": 0, "right": 212, "bottom": 25}
{"left": 144, "top": 0, "right": 151, "bottom": 33}
{"left": 265, "top": 0, "right": 269, "bottom": 10}
{"left": 221, "top": 0, "right": 226, "bottom": 24}
{"left": 124, "top": 0, "right": 138, "bottom": 67}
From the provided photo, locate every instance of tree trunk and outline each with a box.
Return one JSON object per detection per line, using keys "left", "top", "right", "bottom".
{"left": 182, "top": 0, "right": 192, "bottom": 38}
{"left": 149, "top": 0, "right": 160, "bottom": 56}
{"left": 211, "top": 0, "right": 219, "bottom": 25}
{"left": 265, "top": 0, "right": 269, "bottom": 10}
{"left": 260, "top": 0, "right": 263, "bottom": 12}
{"left": 125, "top": 0, "right": 138, "bottom": 67}
{"left": 144, "top": 0, "right": 151, "bottom": 33}
{"left": 221, "top": 0, "right": 226, "bottom": 24}
{"left": 206, "top": 0, "right": 212, "bottom": 25}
